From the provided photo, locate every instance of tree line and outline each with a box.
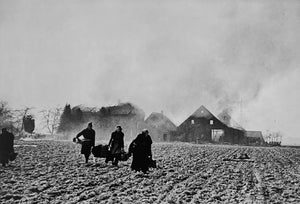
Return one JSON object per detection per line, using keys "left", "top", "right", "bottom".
{"left": 0, "top": 101, "right": 35, "bottom": 135}
{"left": 0, "top": 100, "right": 65, "bottom": 137}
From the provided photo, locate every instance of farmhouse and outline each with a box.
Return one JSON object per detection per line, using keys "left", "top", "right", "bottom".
{"left": 173, "top": 105, "right": 246, "bottom": 144}
{"left": 58, "top": 103, "right": 175, "bottom": 142}
{"left": 59, "top": 102, "right": 264, "bottom": 145}
{"left": 145, "top": 112, "right": 177, "bottom": 141}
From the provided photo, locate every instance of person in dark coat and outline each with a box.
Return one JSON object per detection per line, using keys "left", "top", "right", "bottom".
{"left": 106, "top": 126, "right": 124, "bottom": 166}
{"left": 0, "top": 128, "right": 15, "bottom": 167}
{"left": 76, "top": 122, "right": 95, "bottom": 163}
{"left": 130, "top": 129, "right": 152, "bottom": 174}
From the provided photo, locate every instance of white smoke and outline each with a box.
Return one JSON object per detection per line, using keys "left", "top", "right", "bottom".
{"left": 0, "top": 0, "right": 299, "bottom": 144}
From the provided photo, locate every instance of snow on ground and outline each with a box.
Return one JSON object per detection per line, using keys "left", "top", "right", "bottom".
{"left": 1, "top": 141, "right": 300, "bottom": 203}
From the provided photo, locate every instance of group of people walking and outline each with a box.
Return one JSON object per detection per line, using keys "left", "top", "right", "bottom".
{"left": 0, "top": 122, "right": 154, "bottom": 174}
{"left": 76, "top": 122, "right": 153, "bottom": 174}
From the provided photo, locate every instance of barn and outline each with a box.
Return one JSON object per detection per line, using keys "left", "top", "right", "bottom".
{"left": 173, "top": 105, "right": 246, "bottom": 144}
{"left": 145, "top": 112, "right": 177, "bottom": 141}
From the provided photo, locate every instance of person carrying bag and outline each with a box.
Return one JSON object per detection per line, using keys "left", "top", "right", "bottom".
{"left": 105, "top": 126, "right": 124, "bottom": 166}
{"left": 74, "top": 122, "right": 95, "bottom": 164}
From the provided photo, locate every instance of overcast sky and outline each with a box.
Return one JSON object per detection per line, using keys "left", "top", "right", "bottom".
{"left": 0, "top": 0, "right": 299, "bottom": 144}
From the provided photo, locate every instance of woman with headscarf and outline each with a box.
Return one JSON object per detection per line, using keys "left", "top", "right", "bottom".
{"left": 130, "top": 129, "right": 152, "bottom": 174}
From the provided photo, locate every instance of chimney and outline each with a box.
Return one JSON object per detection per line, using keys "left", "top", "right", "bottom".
{"left": 161, "top": 110, "right": 164, "bottom": 115}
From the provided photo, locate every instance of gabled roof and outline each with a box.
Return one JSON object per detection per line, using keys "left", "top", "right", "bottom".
{"left": 146, "top": 112, "right": 177, "bottom": 131}
{"left": 178, "top": 105, "right": 225, "bottom": 128}
{"left": 191, "top": 105, "right": 215, "bottom": 119}
{"left": 180, "top": 105, "right": 245, "bottom": 130}
{"left": 246, "top": 131, "right": 264, "bottom": 140}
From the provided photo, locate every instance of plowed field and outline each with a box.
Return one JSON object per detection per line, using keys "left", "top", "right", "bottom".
{"left": 1, "top": 141, "right": 299, "bottom": 203}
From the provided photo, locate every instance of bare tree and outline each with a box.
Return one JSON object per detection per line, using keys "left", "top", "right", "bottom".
{"left": 0, "top": 101, "right": 13, "bottom": 129}
{"left": 265, "top": 131, "right": 283, "bottom": 146}
{"left": 0, "top": 102, "right": 36, "bottom": 136}
{"left": 40, "top": 108, "right": 62, "bottom": 136}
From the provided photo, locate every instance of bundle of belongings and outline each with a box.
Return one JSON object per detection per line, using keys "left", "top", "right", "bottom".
{"left": 92, "top": 144, "right": 110, "bottom": 158}
{"left": 223, "top": 153, "right": 254, "bottom": 163}
{"left": 73, "top": 137, "right": 91, "bottom": 144}
{"left": 92, "top": 144, "right": 130, "bottom": 161}
{"left": 117, "top": 151, "right": 130, "bottom": 161}
{"left": 73, "top": 137, "right": 130, "bottom": 162}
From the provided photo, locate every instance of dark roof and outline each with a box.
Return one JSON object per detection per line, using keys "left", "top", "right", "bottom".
{"left": 73, "top": 105, "right": 98, "bottom": 112}
{"left": 72, "top": 103, "right": 145, "bottom": 118}
{"left": 179, "top": 105, "right": 226, "bottom": 128}
{"left": 191, "top": 105, "right": 215, "bottom": 119}
{"left": 179, "top": 105, "right": 245, "bottom": 132}
{"left": 107, "top": 103, "right": 133, "bottom": 115}
{"left": 101, "top": 103, "right": 145, "bottom": 116}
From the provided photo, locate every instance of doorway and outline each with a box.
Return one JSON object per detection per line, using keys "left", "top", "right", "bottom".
{"left": 211, "top": 129, "right": 224, "bottom": 142}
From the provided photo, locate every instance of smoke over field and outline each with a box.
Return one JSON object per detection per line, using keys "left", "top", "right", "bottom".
{"left": 0, "top": 1, "right": 299, "bottom": 144}
{"left": 1, "top": 2, "right": 300, "bottom": 204}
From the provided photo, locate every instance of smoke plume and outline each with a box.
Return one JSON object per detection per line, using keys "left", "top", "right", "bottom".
{"left": 0, "top": 0, "right": 299, "bottom": 144}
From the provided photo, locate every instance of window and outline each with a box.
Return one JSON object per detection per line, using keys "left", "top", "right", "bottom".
{"left": 191, "top": 119, "right": 195, "bottom": 125}
{"left": 210, "top": 120, "right": 214, "bottom": 125}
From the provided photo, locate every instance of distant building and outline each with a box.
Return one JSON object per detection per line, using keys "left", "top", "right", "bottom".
{"left": 145, "top": 112, "right": 177, "bottom": 141}
{"left": 218, "top": 111, "right": 267, "bottom": 146}
{"left": 59, "top": 102, "right": 264, "bottom": 145}
{"left": 58, "top": 103, "right": 148, "bottom": 141}
{"left": 173, "top": 105, "right": 245, "bottom": 144}
{"left": 245, "top": 131, "right": 265, "bottom": 146}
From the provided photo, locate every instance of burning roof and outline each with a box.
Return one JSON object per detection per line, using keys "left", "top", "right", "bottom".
{"left": 217, "top": 111, "right": 245, "bottom": 131}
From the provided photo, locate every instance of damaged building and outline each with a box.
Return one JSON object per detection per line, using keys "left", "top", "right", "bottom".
{"left": 58, "top": 102, "right": 265, "bottom": 146}
{"left": 58, "top": 103, "right": 147, "bottom": 141}
{"left": 145, "top": 111, "right": 177, "bottom": 141}
{"left": 172, "top": 105, "right": 246, "bottom": 144}
{"left": 58, "top": 103, "right": 175, "bottom": 142}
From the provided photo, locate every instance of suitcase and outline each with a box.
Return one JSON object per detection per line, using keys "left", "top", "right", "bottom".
{"left": 118, "top": 152, "right": 130, "bottom": 161}
{"left": 92, "top": 145, "right": 110, "bottom": 158}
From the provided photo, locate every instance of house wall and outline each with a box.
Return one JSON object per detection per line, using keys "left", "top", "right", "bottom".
{"left": 246, "top": 137, "right": 265, "bottom": 146}
{"left": 224, "top": 128, "right": 246, "bottom": 144}
{"left": 174, "top": 116, "right": 246, "bottom": 144}
{"left": 176, "top": 116, "right": 228, "bottom": 143}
